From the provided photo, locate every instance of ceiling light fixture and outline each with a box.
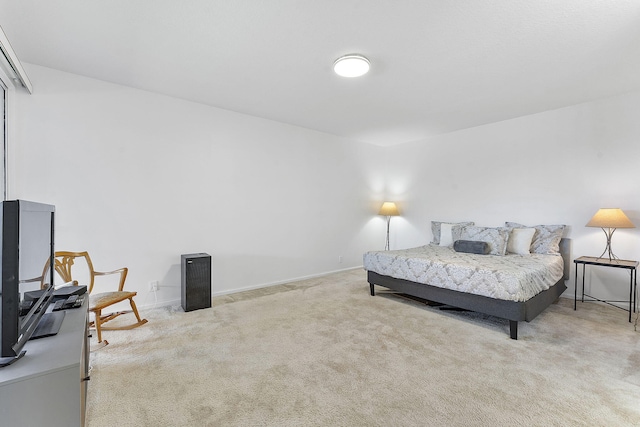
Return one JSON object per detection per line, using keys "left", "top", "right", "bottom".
{"left": 333, "top": 54, "right": 370, "bottom": 78}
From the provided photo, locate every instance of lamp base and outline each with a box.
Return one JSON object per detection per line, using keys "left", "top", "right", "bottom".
{"left": 595, "top": 250, "right": 619, "bottom": 263}
{"left": 595, "top": 227, "right": 620, "bottom": 263}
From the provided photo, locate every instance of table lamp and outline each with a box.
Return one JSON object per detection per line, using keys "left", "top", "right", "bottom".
{"left": 586, "top": 208, "right": 635, "bottom": 261}
{"left": 379, "top": 202, "right": 400, "bottom": 250}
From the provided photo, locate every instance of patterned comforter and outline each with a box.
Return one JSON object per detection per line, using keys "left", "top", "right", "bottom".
{"left": 363, "top": 245, "right": 564, "bottom": 302}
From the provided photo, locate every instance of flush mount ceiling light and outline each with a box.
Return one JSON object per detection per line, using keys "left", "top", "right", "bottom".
{"left": 333, "top": 54, "right": 370, "bottom": 77}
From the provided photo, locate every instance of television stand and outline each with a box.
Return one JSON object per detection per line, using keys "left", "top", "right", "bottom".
{"left": 0, "top": 298, "right": 89, "bottom": 426}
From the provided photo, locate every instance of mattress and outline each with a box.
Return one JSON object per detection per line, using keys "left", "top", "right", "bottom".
{"left": 363, "top": 244, "right": 564, "bottom": 302}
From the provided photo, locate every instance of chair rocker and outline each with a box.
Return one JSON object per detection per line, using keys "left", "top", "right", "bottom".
{"left": 50, "top": 251, "right": 148, "bottom": 344}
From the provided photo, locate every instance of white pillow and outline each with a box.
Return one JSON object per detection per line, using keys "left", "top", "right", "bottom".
{"left": 505, "top": 222, "right": 565, "bottom": 255}
{"left": 439, "top": 223, "right": 455, "bottom": 247}
{"left": 507, "top": 228, "right": 536, "bottom": 255}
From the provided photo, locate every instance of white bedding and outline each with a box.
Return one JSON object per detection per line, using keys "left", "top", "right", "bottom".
{"left": 363, "top": 244, "right": 564, "bottom": 302}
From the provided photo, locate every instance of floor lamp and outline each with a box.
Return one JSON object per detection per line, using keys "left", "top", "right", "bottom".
{"left": 379, "top": 202, "right": 400, "bottom": 250}
{"left": 586, "top": 208, "right": 635, "bottom": 261}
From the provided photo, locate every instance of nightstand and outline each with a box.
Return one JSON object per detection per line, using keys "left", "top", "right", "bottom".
{"left": 574, "top": 256, "right": 638, "bottom": 322}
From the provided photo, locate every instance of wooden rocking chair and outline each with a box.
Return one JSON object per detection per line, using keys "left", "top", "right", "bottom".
{"left": 48, "top": 251, "right": 148, "bottom": 344}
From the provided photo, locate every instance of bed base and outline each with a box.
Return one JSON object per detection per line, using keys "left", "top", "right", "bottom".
{"left": 368, "top": 271, "right": 567, "bottom": 339}
{"left": 368, "top": 238, "right": 571, "bottom": 339}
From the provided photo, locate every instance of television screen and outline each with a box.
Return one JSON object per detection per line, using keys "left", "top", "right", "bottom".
{"left": 0, "top": 200, "right": 55, "bottom": 367}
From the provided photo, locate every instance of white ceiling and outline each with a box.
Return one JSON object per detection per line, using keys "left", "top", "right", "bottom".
{"left": 1, "top": 0, "right": 640, "bottom": 146}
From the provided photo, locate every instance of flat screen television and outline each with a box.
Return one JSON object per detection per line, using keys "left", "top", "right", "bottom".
{"left": 0, "top": 200, "right": 56, "bottom": 367}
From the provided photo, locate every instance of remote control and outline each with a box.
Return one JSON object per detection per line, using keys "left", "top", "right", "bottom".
{"left": 63, "top": 294, "right": 79, "bottom": 309}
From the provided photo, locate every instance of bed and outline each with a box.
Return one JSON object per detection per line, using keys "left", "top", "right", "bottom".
{"left": 363, "top": 222, "right": 570, "bottom": 339}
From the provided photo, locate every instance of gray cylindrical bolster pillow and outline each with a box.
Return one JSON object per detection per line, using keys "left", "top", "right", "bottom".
{"left": 453, "top": 240, "right": 490, "bottom": 255}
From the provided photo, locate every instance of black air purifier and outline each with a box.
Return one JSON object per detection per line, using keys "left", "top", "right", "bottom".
{"left": 181, "top": 253, "right": 211, "bottom": 312}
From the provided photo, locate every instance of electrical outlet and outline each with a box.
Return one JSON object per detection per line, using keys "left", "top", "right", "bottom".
{"left": 338, "top": 255, "right": 343, "bottom": 263}
{"left": 149, "top": 281, "right": 159, "bottom": 292}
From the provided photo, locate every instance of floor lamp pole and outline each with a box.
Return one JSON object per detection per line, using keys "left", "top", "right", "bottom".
{"left": 378, "top": 201, "right": 399, "bottom": 251}
{"left": 384, "top": 216, "right": 391, "bottom": 250}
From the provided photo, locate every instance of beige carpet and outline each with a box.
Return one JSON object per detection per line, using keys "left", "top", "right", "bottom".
{"left": 86, "top": 269, "right": 640, "bottom": 426}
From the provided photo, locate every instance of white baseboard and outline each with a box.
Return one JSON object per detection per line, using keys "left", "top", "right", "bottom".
{"left": 137, "top": 265, "right": 364, "bottom": 311}
{"left": 211, "top": 265, "right": 362, "bottom": 297}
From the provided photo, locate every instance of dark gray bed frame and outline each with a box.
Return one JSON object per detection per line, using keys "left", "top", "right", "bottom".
{"left": 368, "top": 238, "right": 571, "bottom": 340}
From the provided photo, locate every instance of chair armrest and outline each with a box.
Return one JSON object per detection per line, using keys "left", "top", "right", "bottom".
{"left": 20, "top": 275, "right": 46, "bottom": 288}
{"left": 93, "top": 267, "right": 129, "bottom": 291}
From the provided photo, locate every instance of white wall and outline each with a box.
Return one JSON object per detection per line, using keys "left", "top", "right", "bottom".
{"left": 10, "top": 64, "right": 385, "bottom": 308}
{"left": 385, "top": 90, "right": 640, "bottom": 306}
{"left": 11, "top": 63, "right": 640, "bottom": 314}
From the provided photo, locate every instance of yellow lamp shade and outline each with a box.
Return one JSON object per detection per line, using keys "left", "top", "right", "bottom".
{"left": 378, "top": 202, "right": 399, "bottom": 216}
{"left": 586, "top": 208, "right": 635, "bottom": 229}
